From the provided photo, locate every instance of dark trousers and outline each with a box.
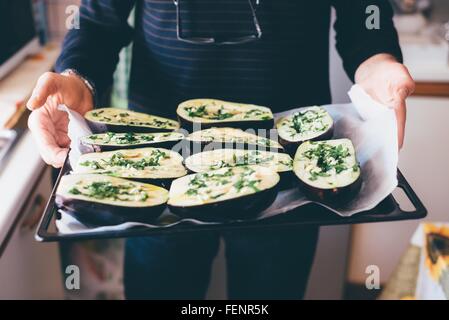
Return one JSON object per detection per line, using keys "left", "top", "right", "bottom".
{"left": 124, "top": 226, "right": 319, "bottom": 299}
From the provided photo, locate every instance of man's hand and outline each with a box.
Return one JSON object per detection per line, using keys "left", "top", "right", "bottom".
{"left": 355, "top": 54, "right": 415, "bottom": 149}
{"left": 27, "top": 72, "right": 94, "bottom": 167}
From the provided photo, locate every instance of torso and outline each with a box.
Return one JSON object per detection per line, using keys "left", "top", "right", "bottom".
{"left": 128, "top": 0, "right": 333, "bottom": 117}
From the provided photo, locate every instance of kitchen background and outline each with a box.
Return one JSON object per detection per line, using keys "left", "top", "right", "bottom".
{"left": 0, "top": 0, "right": 448, "bottom": 299}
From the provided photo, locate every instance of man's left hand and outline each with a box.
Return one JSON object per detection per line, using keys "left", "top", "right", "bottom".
{"left": 355, "top": 53, "right": 415, "bottom": 149}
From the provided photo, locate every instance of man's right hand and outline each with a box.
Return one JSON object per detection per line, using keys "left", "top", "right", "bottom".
{"left": 27, "top": 72, "right": 94, "bottom": 168}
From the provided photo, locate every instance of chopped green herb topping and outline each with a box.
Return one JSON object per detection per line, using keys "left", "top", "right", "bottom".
{"left": 244, "top": 109, "right": 271, "bottom": 119}
{"left": 209, "top": 151, "right": 288, "bottom": 170}
{"left": 303, "top": 142, "right": 357, "bottom": 180}
{"left": 184, "top": 167, "right": 261, "bottom": 199}
{"left": 208, "top": 107, "right": 234, "bottom": 120}
{"left": 79, "top": 149, "right": 170, "bottom": 170}
{"left": 186, "top": 105, "right": 208, "bottom": 118}
{"left": 68, "top": 181, "right": 149, "bottom": 202}
{"left": 285, "top": 108, "right": 328, "bottom": 137}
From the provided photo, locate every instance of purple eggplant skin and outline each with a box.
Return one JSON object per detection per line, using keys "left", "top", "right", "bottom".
{"left": 278, "top": 124, "right": 334, "bottom": 157}
{"left": 85, "top": 118, "right": 178, "bottom": 134}
{"left": 119, "top": 177, "right": 179, "bottom": 189}
{"left": 178, "top": 116, "right": 274, "bottom": 133}
{"left": 296, "top": 172, "right": 362, "bottom": 207}
{"left": 55, "top": 195, "right": 166, "bottom": 227}
{"left": 168, "top": 184, "right": 279, "bottom": 222}
{"left": 86, "top": 175, "right": 182, "bottom": 190}
{"left": 80, "top": 138, "right": 182, "bottom": 152}
{"left": 277, "top": 170, "right": 297, "bottom": 190}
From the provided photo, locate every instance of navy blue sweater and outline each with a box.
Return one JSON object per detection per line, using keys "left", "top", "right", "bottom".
{"left": 56, "top": 0, "right": 402, "bottom": 117}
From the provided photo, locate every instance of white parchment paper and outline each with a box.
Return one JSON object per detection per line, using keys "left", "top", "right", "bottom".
{"left": 56, "top": 84, "right": 399, "bottom": 233}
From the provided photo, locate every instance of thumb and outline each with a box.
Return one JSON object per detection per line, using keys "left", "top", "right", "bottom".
{"left": 27, "top": 72, "right": 63, "bottom": 110}
{"left": 392, "top": 88, "right": 408, "bottom": 150}
{"left": 394, "top": 87, "right": 410, "bottom": 104}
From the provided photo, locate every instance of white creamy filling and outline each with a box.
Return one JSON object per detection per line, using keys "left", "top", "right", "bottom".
{"left": 293, "top": 139, "right": 360, "bottom": 189}
{"left": 185, "top": 149, "right": 293, "bottom": 173}
{"left": 177, "top": 99, "right": 273, "bottom": 123}
{"left": 187, "top": 127, "right": 281, "bottom": 149}
{"left": 277, "top": 106, "right": 333, "bottom": 142}
{"left": 57, "top": 174, "right": 168, "bottom": 207}
{"left": 74, "top": 147, "right": 187, "bottom": 179}
{"left": 85, "top": 108, "right": 179, "bottom": 129}
{"left": 168, "top": 166, "right": 279, "bottom": 207}
{"left": 81, "top": 132, "right": 184, "bottom": 147}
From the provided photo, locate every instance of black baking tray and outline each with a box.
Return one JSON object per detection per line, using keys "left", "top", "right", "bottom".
{"left": 35, "top": 155, "right": 427, "bottom": 242}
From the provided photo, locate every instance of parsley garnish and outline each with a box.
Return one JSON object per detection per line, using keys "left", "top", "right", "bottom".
{"left": 68, "top": 181, "right": 149, "bottom": 202}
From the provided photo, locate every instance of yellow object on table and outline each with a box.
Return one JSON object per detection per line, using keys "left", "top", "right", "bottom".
{"left": 380, "top": 222, "right": 449, "bottom": 300}
{"left": 414, "top": 223, "right": 449, "bottom": 300}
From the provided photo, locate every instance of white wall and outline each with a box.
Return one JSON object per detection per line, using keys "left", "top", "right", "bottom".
{"left": 348, "top": 96, "right": 449, "bottom": 284}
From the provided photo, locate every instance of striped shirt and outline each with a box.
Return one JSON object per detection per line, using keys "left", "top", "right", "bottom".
{"left": 56, "top": 0, "right": 402, "bottom": 117}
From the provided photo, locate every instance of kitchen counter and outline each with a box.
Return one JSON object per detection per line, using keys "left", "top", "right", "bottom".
{"left": 0, "top": 128, "right": 64, "bottom": 298}
{"left": 0, "top": 45, "right": 60, "bottom": 249}
{"left": 0, "top": 131, "right": 45, "bottom": 247}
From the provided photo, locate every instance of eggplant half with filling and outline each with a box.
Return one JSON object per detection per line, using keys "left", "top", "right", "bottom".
{"left": 167, "top": 166, "right": 280, "bottom": 221}
{"left": 84, "top": 108, "right": 180, "bottom": 133}
{"left": 185, "top": 148, "right": 292, "bottom": 174}
{"left": 276, "top": 106, "right": 333, "bottom": 154}
{"left": 293, "top": 138, "right": 362, "bottom": 205}
{"left": 80, "top": 131, "right": 184, "bottom": 152}
{"left": 177, "top": 99, "right": 274, "bottom": 131}
{"left": 185, "top": 148, "right": 293, "bottom": 188}
{"left": 186, "top": 127, "right": 282, "bottom": 154}
{"left": 55, "top": 174, "right": 168, "bottom": 226}
{"left": 73, "top": 147, "right": 187, "bottom": 188}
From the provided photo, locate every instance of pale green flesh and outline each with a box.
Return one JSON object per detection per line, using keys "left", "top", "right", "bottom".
{"left": 81, "top": 132, "right": 184, "bottom": 147}
{"left": 85, "top": 108, "right": 179, "bottom": 130}
{"left": 185, "top": 149, "right": 293, "bottom": 173}
{"left": 57, "top": 174, "right": 168, "bottom": 207}
{"left": 73, "top": 147, "right": 187, "bottom": 179}
{"left": 277, "top": 106, "right": 333, "bottom": 142}
{"left": 177, "top": 99, "right": 273, "bottom": 123}
{"left": 168, "top": 166, "right": 279, "bottom": 207}
{"left": 187, "top": 127, "right": 282, "bottom": 149}
{"left": 294, "top": 139, "right": 361, "bottom": 189}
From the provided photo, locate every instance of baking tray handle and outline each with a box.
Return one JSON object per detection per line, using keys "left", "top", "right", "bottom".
{"left": 396, "top": 170, "right": 427, "bottom": 216}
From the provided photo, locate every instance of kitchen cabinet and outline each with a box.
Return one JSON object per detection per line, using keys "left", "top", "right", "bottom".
{"left": 0, "top": 167, "right": 64, "bottom": 299}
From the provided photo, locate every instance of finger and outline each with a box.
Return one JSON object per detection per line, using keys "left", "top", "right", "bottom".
{"left": 27, "top": 72, "right": 61, "bottom": 111}
{"left": 49, "top": 148, "right": 69, "bottom": 168}
{"left": 393, "top": 98, "right": 406, "bottom": 150}
{"left": 391, "top": 68, "right": 415, "bottom": 102}
{"left": 28, "top": 109, "right": 68, "bottom": 167}
{"left": 398, "top": 65, "right": 416, "bottom": 96}
{"left": 394, "top": 87, "right": 411, "bottom": 104}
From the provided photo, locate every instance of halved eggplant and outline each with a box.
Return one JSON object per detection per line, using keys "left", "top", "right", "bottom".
{"left": 80, "top": 131, "right": 184, "bottom": 152}
{"left": 85, "top": 108, "right": 180, "bottom": 133}
{"left": 185, "top": 148, "right": 293, "bottom": 189}
{"left": 55, "top": 174, "right": 168, "bottom": 226}
{"left": 293, "top": 139, "right": 362, "bottom": 205}
{"left": 73, "top": 147, "right": 187, "bottom": 188}
{"left": 185, "top": 148, "right": 292, "bottom": 174}
{"left": 177, "top": 99, "right": 274, "bottom": 131}
{"left": 276, "top": 106, "right": 334, "bottom": 155}
{"left": 167, "top": 166, "right": 280, "bottom": 221}
{"left": 186, "top": 127, "right": 283, "bottom": 154}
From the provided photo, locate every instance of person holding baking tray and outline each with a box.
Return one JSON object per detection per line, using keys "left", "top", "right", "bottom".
{"left": 27, "top": 0, "right": 414, "bottom": 299}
